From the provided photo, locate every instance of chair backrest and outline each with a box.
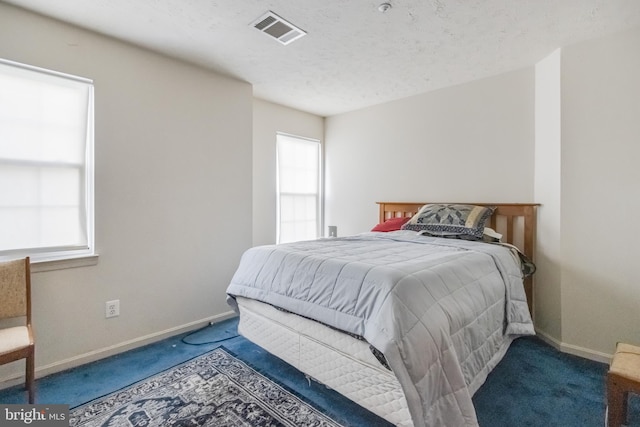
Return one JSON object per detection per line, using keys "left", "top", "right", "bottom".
{"left": 0, "top": 258, "right": 30, "bottom": 320}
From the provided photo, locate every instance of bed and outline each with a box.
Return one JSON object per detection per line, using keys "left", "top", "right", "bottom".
{"left": 226, "top": 202, "right": 538, "bottom": 427}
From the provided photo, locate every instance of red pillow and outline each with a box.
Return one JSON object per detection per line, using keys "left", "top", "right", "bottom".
{"left": 371, "top": 216, "right": 411, "bottom": 232}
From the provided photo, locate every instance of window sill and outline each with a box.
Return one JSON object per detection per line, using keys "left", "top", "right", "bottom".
{"left": 31, "top": 254, "right": 99, "bottom": 273}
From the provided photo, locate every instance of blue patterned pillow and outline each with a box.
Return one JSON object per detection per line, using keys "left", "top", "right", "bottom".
{"left": 401, "top": 204, "right": 495, "bottom": 240}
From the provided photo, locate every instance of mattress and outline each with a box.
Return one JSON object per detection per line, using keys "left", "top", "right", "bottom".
{"left": 227, "top": 231, "right": 534, "bottom": 426}
{"left": 236, "top": 296, "right": 413, "bottom": 426}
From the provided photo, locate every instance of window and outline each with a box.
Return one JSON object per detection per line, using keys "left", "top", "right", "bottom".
{"left": 0, "top": 58, "right": 94, "bottom": 262}
{"left": 276, "top": 133, "right": 321, "bottom": 244}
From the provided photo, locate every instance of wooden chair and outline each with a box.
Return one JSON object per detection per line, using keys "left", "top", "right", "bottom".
{"left": 0, "top": 257, "right": 35, "bottom": 403}
{"left": 607, "top": 342, "right": 640, "bottom": 427}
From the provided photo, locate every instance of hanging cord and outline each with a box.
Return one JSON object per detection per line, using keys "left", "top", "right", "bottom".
{"left": 181, "top": 322, "right": 239, "bottom": 346}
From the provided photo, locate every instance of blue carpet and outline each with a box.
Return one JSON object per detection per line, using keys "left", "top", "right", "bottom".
{"left": 1, "top": 317, "right": 638, "bottom": 426}
{"left": 473, "top": 336, "right": 612, "bottom": 427}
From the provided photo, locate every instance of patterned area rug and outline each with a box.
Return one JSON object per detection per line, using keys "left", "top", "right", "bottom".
{"left": 69, "top": 347, "right": 344, "bottom": 427}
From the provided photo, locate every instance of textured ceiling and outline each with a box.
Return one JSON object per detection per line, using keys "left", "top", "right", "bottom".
{"left": 4, "top": 0, "right": 640, "bottom": 116}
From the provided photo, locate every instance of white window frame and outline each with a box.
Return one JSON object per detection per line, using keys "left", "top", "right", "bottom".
{"left": 276, "top": 132, "right": 322, "bottom": 244}
{"left": 0, "top": 58, "right": 95, "bottom": 267}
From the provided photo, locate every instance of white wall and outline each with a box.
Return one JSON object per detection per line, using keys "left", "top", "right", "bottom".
{"left": 560, "top": 26, "right": 640, "bottom": 357}
{"left": 325, "top": 26, "right": 640, "bottom": 362}
{"left": 534, "top": 49, "right": 563, "bottom": 340}
{"left": 252, "top": 99, "right": 324, "bottom": 246}
{"left": 0, "top": 3, "right": 253, "bottom": 381}
{"left": 325, "top": 68, "right": 535, "bottom": 236}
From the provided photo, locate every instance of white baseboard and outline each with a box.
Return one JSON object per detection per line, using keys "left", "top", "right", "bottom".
{"left": 535, "top": 328, "right": 612, "bottom": 364}
{"left": 0, "top": 311, "right": 237, "bottom": 390}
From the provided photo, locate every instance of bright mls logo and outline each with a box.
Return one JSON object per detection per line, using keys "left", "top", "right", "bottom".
{"left": 1, "top": 405, "right": 68, "bottom": 426}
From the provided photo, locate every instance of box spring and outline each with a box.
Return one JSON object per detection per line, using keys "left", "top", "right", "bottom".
{"left": 236, "top": 296, "right": 413, "bottom": 426}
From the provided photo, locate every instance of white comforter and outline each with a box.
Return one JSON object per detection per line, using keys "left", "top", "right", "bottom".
{"left": 226, "top": 231, "right": 534, "bottom": 427}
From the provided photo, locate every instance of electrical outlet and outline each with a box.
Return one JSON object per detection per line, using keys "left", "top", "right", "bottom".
{"left": 105, "top": 300, "right": 120, "bottom": 318}
{"left": 328, "top": 225, "right": 337, "bottom": 237}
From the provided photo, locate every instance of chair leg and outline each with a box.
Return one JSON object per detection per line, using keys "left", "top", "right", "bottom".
{"left": 607, "top": 377, "right": 626, "bottom": 427}
{"left": 621, "top": 390, "right": 629, "bottom": 425}
{"left": 26, "top": 351, "right": 35, "bottom": 404}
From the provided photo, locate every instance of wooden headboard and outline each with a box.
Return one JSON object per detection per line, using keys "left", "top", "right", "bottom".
{"left": 377, "top": 201, "right": 539, "bottom": 315}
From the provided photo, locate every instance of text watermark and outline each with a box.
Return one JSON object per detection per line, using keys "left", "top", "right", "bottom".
{"left": 1, "top": 405, "right": 69, "bottom": 426}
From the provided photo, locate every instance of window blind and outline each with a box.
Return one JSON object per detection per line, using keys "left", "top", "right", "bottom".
{"left": 0, "top": 59, "right": 94, "bottom": 260}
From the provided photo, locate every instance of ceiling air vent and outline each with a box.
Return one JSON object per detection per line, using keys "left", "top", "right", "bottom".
{"left": 251, "top": 11, "right": 306, "bottom": 45}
